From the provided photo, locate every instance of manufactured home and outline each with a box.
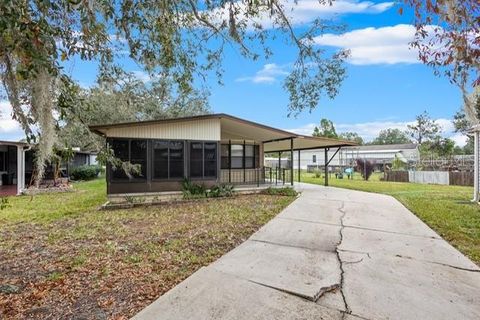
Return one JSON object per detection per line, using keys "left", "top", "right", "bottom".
{"left": 90, "top": 114, "right": 355, "bottom": 197}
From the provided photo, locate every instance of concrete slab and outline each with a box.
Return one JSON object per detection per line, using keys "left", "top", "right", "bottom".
{"left": 277, "top": 198, "right": 344, "bottom": 225}
{"left": 211, "top": 240, "right": 340, "bottom": 301}
{"left": 316, "top": 288, "right": 346, "bottom": 312}
{"left": 340, "top": 251, "right": 480, "bottom": 320}
{"left": 251, "top": 217, "right": 340, "bottom": 251}
{"left": 340, "top": 226, "right": 480, "bottom": 271}
{"left": 133, "top": 267, "right": 344, "bottom": 320}
{"left": 342, "top": 200, "right": 440, "bottom": 238}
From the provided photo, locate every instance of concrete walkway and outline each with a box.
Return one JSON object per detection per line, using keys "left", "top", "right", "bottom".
{"left": 133, "top": 183, "right": 480, "bottom": 320}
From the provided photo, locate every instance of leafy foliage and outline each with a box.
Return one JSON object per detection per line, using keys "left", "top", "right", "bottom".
{"left": 402, "top": 0, "right": 479, "bottom": 89}
{"left": 392, "top": 155, "right": 406, "bottom": 171}
{"left": 339, "top": 132, "right": 363, "bottom": 144}
{"left": 355, "top": 158, "right": 374, "bottom": 181}
{"left": 312, "top": 118, "right": 338, "bottom": 138}
{"left": 371, "top": 128, "right": 411, "bottom": 145}
{"left": 207, "top": 184, "right": 234, "bottom": 198}
{"left": 70, "top": 165, "right": 102, "bottom": 181}
{"left": 0, "top": 197, "right": 9, "bottom": 210}
{"left": 263, "top": 187, "right": 298, "bottom": 197}
{"left": 181, "top": 178, "right": 207, "bottom": 199}
{"left": 407, "top": 111, "right": 441, "bottom": 144}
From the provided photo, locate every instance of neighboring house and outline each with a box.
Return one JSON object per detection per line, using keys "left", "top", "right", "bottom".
{"left": 0, "top": 140, "right": 98, "bottom": 196}
{"left": 90, "top": 113, "right": 354, "bottom": 197}
{"left": 0, "top": 140, "right": 29, "bottom": 196}
{"left": 293, "top": 143, "right": 420, "bottom": 171}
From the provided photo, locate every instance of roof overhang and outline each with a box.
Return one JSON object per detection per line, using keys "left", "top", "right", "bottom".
{"left": 89, "top": 113, "right": 357, "bottom": 150}
{"left": 0, "top": 140, "right": 30, "bottom": 147}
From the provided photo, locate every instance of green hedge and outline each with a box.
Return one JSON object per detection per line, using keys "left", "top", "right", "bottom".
{"left": 70, "top": 165, "right": 102, "bottom": 181}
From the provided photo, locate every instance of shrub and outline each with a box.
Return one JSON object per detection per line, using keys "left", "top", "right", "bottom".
{"left": 181, "top": 178, "right": 207, "bottom": 199}
{"left": 70, "top": 165, "right": 101, "bottom": 181}
{"left": 355, "top": 158, "right": 374, "bottom": 181}
{"left": 263, "top": 187, "right": 298, "bottom": 196}
{"left": 313, "top": 169, "right": 322, "bottom": 178}
{"left": 207, "top": 184, "right": 234, "bottom": 198}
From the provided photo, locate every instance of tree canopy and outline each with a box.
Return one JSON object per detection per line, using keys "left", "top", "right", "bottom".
{"left": 313, "top": 118, "right": 338, "bottom": 139}
{"left": 0, "top": 1, "right": 348, "bottom": 183}
{"left": 339, "top": 131, "right": 363, "bottom": 145}
{"left": 407, "top": 111, "right": 441, "bottom": 144}
{"left": 371, "top": 128, "right": 411, "bottom": 145}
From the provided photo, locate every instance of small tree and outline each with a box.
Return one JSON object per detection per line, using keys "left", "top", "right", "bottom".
{"left": 312, "top": 119, "right": 338, "bottom": 138}
{"left": 356, "top": 158, "right": 374, "bottom": 181}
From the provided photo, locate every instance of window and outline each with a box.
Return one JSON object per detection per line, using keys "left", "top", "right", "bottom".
{"left": 111, "top": 139, "right": 129, "bottom": 180}
{"left": 190, "top": 142, "right": 203, "bottom": 178}
{"left": 152, "top": 140, "right": 184, "bottom": 179}
{"left": 169, "top": 141, "right": 184, "bottom": 178}
{"left": 220, "top": 144, "right": 260, "bottom": 169}
{"left": 130, "top": 140, "right": 147, "bottom": 179}
{"left": 245, "top": 145, "right": 254, "bottom": 169}
{"left": 152, "top": 141, "right": 169, "bottom": 179}
{"left": 189, "top": 142, "right": 217, "bottom": 179}
{"left": 110, "top": 139, "right": 147, "bottom": 181}
{"left": 221, "top": 144, "right": 229, "bottom": 169}
{"left": 312, "top": 155, "right": 317, "bottom": 163}
{"left": 0, "top": 151, "right": 6, "bottom": 171}
{"left": 231, "top": 145, "right": 243, "bottom": 169}
{"left": 204, "top": 143, "right": 217, "bottom": 177}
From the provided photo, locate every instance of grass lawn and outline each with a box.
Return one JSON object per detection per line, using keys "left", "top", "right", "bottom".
{"left": 301, "top": 171, "right": 480, "bottom": 265}
{"left": 0, "top": 179, "right": 295, "bottom": 319}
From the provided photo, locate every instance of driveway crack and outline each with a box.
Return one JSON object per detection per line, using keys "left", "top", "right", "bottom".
{"left": 334, "top": 201, "right": 351, "bottom": 319}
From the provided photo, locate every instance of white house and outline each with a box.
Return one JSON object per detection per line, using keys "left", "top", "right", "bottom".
{"left": 293, "top": 143, "right": 420, "bottom": 171}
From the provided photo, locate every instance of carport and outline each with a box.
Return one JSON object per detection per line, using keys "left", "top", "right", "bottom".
{"left": 262, "top": 134, "right": 356, "bottom": 186}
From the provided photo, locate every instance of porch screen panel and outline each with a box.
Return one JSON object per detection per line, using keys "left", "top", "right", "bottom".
{"left": 231, "top": 145, "right": 243, "bottom": 169}
{"left": 111, "top": 139, "right": 129, "bottom": 180}
{"left": 153, "top": 141, "right": 169, "bottom": 179}
{"left": 130, "top": 140, "right": 147, "bottom": 179}
{"left": 190, "top": 142, "right": 203, "bottom": 177}
{"left": 245, "top": 145, "right": 254, "bottom": 169}
{"left": 169, "top": 141, "right": 184, "bottom": 178}
{"left": 204, "top": 143, "right": 217, "bottom": 177}
{"left": 221, "top": 144, "right": 229, "bottom": 169}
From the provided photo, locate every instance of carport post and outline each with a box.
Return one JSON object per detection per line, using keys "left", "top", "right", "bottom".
{"left": 298, "top": 149, "right": 301, "bottom": 182}
{"left": 324, "top": 148, "right": 329, "bottom": 187}
{"left": 290, "top": 138, "right": 294, "bottom": 186}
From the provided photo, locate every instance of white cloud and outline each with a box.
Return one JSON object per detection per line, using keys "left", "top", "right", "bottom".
{"left": 131, "top": 71, "right": 157, "bottom": 83}
{"left": 207, "top": 0, "right": 394, "bottom": 30}
{"left": 0, "top": 100, "right": 24, "bottom": 141}
{"left": 313, "top": 24, "right": 429, "bottom": 65}
{"left": 236, "top": 63, "right": 289, "bottom": 84}
{"left": 286, "top": 117, "right": 467, "bottom": 146}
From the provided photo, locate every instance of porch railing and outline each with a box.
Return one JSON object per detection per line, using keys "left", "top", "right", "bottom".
{"left": 220, "top": 167, "right": 292, "bottom": 186}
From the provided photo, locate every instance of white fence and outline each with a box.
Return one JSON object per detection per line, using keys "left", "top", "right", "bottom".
{"left": 408, "top": 171, "right": 449, "bottom": 185}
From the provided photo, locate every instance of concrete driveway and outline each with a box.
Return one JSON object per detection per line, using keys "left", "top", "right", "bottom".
{"left": 133, "top": 183, "right": 480, "bottom": 320}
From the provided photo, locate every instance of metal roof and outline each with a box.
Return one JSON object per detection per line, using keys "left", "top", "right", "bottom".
{"left": 90, "top": 113, "right": 357, "bottom": 151}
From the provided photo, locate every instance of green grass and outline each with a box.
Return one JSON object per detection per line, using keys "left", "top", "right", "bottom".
{"left": 0, "top": 178, "right": 107, "bottom": 224}
{"left": 0, "top": 178, "right": 294, "bottom": 318}
{"left": 301, "top": 171, "right": 480, "bottom": 265}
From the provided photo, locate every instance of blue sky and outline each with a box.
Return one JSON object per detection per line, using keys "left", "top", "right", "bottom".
{"left": 0, "top": 0, "right": 466, "bottom": 145}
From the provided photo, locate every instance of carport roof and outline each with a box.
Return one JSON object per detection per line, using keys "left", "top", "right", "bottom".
{"left": 90, "top": 113, "right": 356, "bottom": 151}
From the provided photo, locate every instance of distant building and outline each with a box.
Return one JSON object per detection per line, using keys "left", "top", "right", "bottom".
{"left": 293, "top": 143, "right": 420, "bottom": 171}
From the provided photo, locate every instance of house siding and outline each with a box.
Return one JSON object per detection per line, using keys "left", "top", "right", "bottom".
{"left": 104, "top": 119, "right": 221, "bottom": 141}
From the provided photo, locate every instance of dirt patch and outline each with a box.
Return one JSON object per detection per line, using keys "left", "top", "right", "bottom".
{"left": 0, "top": 194, "right": 293, "bottom": 319}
